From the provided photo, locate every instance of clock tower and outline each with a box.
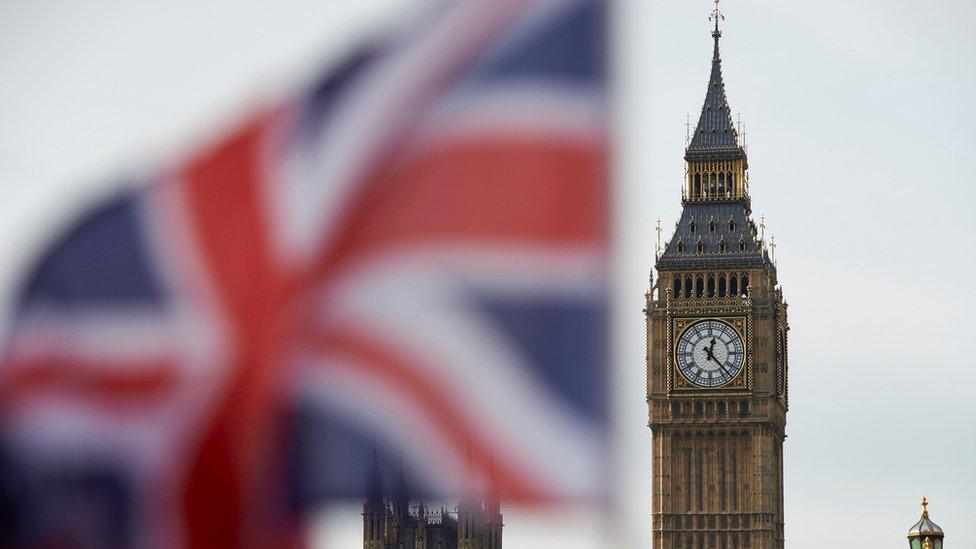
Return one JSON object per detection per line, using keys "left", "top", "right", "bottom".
{"left": 646, "top": 4, "right": 788, "bottom": 548}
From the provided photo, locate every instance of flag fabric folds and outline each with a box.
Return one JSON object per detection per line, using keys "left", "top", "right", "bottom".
{"left": 0, "top": 0, "right": 608, "bottom": 547}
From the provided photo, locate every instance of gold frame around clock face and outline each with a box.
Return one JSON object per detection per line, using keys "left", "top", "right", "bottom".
{"left": 671, "top": 316, "right": 748, "bottom": 392}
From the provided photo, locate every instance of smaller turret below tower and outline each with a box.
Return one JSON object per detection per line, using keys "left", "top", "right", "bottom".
{"left": 415, "top": 504, "right": 429, "bottom": 549}
{"left": 485, "top": 483, "right": 503, "bottom": 549}
{"left": 457, "top": 495, "right": 486, "bottom": 549}
{"left": 908, "top": 497, "right": 945, "bottom": 549}
{"left": 363, "top": 456, "right": 387, "bottom": 549}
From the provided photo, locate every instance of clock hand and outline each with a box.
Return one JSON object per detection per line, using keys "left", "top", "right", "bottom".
{"left": 703, "top": 339, "right": 718, "bottom": 361}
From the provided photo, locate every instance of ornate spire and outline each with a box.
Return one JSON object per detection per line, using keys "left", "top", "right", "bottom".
{"left": 687, "top": 0, "right": 743, "bottom": 159}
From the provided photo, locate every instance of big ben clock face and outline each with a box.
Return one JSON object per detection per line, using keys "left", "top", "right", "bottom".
{"left": 676, "top": 319, "right": 745, "bottom": 387}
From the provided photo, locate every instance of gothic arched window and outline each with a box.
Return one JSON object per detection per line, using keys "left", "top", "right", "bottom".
{"left": 718, "top": 274, "right": 727, "bottom": 297}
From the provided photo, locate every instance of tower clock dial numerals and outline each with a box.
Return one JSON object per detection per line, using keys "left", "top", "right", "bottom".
{"left": 675, "top": 319, "right": 745, "bottom": 388}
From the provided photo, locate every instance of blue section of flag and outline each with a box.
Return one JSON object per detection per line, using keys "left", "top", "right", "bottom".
{"left": 18, "top": 189, "right": 164, "bottom": 312}
{"left": 470, "top": 1, "right": 605, "bottom": 86}
{"left": 0, "top": 440, "right": 134, "bottom": 549}
{"left": 475, "top": 294, "right": 608, "bottom": 425}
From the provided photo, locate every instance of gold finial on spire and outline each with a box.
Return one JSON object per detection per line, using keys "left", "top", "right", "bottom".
{"left": 921, "top": 497, "right": 929, "bottom": 517}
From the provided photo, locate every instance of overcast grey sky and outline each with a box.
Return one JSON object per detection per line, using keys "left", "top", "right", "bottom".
{"left": 1, "top": 1, "right": 973, "bottom": 547}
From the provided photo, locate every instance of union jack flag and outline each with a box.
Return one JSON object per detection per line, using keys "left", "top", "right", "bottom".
{"left": 0, "top": 0, "right": 608, "bottom": 547}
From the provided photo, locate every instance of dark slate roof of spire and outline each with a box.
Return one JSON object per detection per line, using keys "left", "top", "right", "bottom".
{"left": 656, "top": 202, "right": 768, "bottom": 270}
{"left": 686, "top": 27, "right": 745, "bottom": 159}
